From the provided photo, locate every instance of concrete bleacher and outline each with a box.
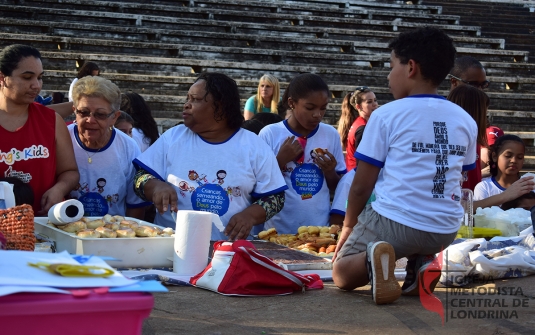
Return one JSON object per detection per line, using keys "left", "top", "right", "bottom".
{"left": 0, "top": 0, "right": 534, "bottom": 165}
{"left": 422, "top": 0, "right": 535, "bottom": 62}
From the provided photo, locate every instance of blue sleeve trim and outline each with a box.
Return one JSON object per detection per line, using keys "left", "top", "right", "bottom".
{"left": 133, "top": 158, "right": 165, "bottom": 181}
{"left": 354, "top": 152, "right": 384, "bottom": 168}
{"left": 329, "top": 209, "right": 346, "bottom": 216}
{"left": 336, "top": 169, "right": 347, "bottom": 175}
{"left": 126, "top": 201, "right": 152, "bottom": 208}
{"left": 251, "top": 185, "right": 288, "bottom": 198}
{"left": 462, "top": 162, "right": 476, "bottom": 171}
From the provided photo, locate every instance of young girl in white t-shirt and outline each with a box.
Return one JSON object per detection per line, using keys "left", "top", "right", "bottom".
{"left": 259, "top": 73, "right": 346, "bottom": 234}
{"left": 474, "top": 134, "right": 535, "bottom": 208}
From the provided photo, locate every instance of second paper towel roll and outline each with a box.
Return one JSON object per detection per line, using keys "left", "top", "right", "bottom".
{"left": 173, "top": 210, "right": 215, "bottom": 276}
{"left": 47, "top": 199, "right": 84, "bottom": 225}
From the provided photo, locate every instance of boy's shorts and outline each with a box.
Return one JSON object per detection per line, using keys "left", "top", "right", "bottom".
{"left": 336, "top": 204, "right": 457, "bottom": 261}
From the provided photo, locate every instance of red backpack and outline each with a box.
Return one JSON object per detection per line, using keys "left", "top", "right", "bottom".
{"left": 190, "top": 240, "right": 323, "bottom": 296}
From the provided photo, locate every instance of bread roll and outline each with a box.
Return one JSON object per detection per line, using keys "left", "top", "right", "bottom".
{"left": 120, "top": 220, "right": 139, "bottom": 230}
{"left": 116, "top": 228, "right": 136, "bottom": 238}
{"left": 307, "top": 226, "right": 320, "bottom": 235}
{"left": 329, "top": 225, "right": 341, "bottom": 235}
{"left": 77, "top": 229, "right": 101, "bottom": 238}
{"left": 313, "top": 148, "right": 327, "bottom": 156}
{"left": 95, "top": 226, "right": 117, "bottom": 238}
{"left": 135, "top": 226, "right": 158, "bottom": 237}
{"left": 162, "top": 227, "right": 174, "bottom": 235}
{"left": 113, "top": 215, "right": 125, "bottom": 223}
{"left": 319, "top": 226, "right": 330, "bottom": 234}
{"left": 258, "top": 228, "right": 277, "bottom": 240}
{"left": 104, "top": 222, "right": 119, "bottom": 231}
{"left": 326, "top": 244, "right": 337, "bottom": 253}
{"left": 80, "top": 217, "right": 91, "bottom": 223}
{"left": 297, "top": 226, "right": 309, "bottom": 234}
{"left": 61, "top": 221, "right": 86, "bottom": 233}
{"left": 103, "top": 214, "right": 115, "bottom": 223}
{"left": 151, "top": 226, "right": 163, "bottom": 235}
{"left": 86, "top": 219, "right": 105, "bottom": 229}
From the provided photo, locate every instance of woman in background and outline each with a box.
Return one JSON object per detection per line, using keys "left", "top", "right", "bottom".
{"left": 339, "top": 87, "right": 378, "bottom": 170}
{"left": 121, "top": 92, "right": 159, "bottom": 152}
{"left": 447, "top": 84, "right": 489, "bottom": 191}
{"left": 68, "top": 61, "right": 99, "bottom": 102}
{"left": 244, "top": 74, "right": 280, "bottom": 120}
{"left": 114, "top": 111, "right": 135, "bottom": 137}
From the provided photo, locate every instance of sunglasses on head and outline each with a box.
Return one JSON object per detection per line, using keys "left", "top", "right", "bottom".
{"left": 75, "top": 109, "right": 115, "bottom": 121}
{"left": 350, "top": 86, "right": 369, "bottom": 96}
{"left": 449, "top": 74, "right": 490, "bottom": 89}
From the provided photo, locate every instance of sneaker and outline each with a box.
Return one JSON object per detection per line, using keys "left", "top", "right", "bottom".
{"left": 401, "top": 254, "right": 439, "bottom": 296}
{"left": 366, "top": 241, "right": 401, "bottom": 305}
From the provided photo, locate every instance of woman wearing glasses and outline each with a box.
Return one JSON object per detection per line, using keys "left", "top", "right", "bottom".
{"left": 67, "top": 75, "right": 148, "bottom": 218}
{"left": 133, "top": 72, "right": 287, "bottom": 240}
{"left": 0, "top": 44, "right": 79, "bottom": 214}
{"left": 338, "top": 86, "right": 378, "bottom": 170}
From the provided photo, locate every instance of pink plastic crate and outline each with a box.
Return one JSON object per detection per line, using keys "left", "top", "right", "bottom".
{"left": 0, "top": 291, "right": 154, "bottom": 335}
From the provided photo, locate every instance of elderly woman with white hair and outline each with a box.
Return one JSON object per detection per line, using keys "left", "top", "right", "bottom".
{"left": 67, "top": 76, "right": 148, "bottom": 218}
{"left": 243, "top": 74, "right": 280, "bottom": 120}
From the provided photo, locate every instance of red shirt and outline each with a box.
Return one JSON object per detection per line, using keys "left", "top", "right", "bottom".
{"left": 0, "top": 103, "right": 57, "bottom": 212}
{"left": 345, "top": 116, "right": 367, "bottom": 170}
{"left": 462, "top": 144, "right": 481, "bottom": 191}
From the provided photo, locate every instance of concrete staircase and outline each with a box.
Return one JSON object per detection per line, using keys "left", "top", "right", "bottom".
{"left": 1, "top": 0, "right": 534, "bottom": 167}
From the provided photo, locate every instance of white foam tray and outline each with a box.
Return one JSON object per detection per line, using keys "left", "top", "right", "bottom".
{"left": 34, "top": 217, "right": 174, "bottom": 268}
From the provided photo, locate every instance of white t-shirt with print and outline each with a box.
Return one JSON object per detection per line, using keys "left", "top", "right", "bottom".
{"left": 330, "top": 168, "right": 356, "bottom": 216}
{"left": 133, "top": 125, "right": 288, "bottom": 240}
{"left": 355, "top": 95, "right": 478, "bottom": 234}
{"left": 68, "top": 124, "right": 149, "bottom": 216}
{"left": 259, "top": 120, "right": 347, "bottom": 234}
{"left": 473, "top": 177, "right": 505, "bottom": 201}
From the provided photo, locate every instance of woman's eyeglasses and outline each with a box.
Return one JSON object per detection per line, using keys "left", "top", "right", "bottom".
{"left": 75, "top": 110, "right": 115, "bottom": 121}
{"left": 449, "top": 74, "right": 490, "bottom": 89}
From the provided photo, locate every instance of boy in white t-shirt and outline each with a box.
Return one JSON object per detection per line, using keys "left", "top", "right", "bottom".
{"left": 332, "top": 27, "right": 478, "bottom": 305}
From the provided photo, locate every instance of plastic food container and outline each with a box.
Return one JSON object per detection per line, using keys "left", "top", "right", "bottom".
{"left": 457, "top": 226, "right": 502, "bottom": 239}
{"left": 0, "top": 291, "right": 153, "bottom": 335}
{"left": 34, "top": 217, "right": 174, "bottom": 268}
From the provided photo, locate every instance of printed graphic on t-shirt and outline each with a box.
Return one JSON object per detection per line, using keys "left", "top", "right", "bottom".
{"left": 191, "top": 183, "right": 230, "bottom": 215}
{"left": 79, "top": 192, "right": 109, "bottom": 216}
{"left": 172, "top": 169, "right": 239, "bottom": 217}
{"left": 411, "top": 121, "right": 466, "bottom": 200}
{"left": 0, "top": 145, "right": 49, "bottom": 165}
{"left": 290, "top": 163, "right": 324, "bottom": 200}
{"left": 3, "top": 166, "right": 32, "bottom": 183}
{"left": 72, "top": 178, "right": 119, "bottom": 216}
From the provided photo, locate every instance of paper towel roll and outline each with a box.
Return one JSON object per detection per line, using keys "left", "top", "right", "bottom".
{"left": 173, "top": 210, "right": 222, "bottom": 276}
{"left": 47, "top": 199, "right": 84, "bottom": 225}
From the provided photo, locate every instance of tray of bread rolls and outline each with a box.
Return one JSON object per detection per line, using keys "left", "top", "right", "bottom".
{"left": 34, "top": 215, "right": 174, "bottom": 268}
{"left": 253, "top": 224, "right": 342, "bottom": 271}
